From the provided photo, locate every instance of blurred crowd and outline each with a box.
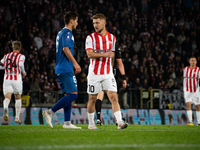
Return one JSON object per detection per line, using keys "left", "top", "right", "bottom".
{"left": 0, "top": 0, "right": 200, "bottom": 105}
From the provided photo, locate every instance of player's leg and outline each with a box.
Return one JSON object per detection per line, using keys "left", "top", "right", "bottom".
{"left": 63, "top": 98, "right": 82, "bottom": 129}
{"left": 14, "top": 94, "right": 22, "bottom": 124}
{"left": 186, "top": 102, "right": 193, "bottom": 125}
{"left": 3, "top": 80, "right": 13, "bottom": 121}
{"left": 106, "top": 90, "right": 128, "bottom": 129}
{"left": 195, "top": 104, "right": 200, "bottom": 126}
{"left": 43, "top": 73, "right": 78, "bottom": 128}
{"left": 194, "top": 93, "right": 200, "bottom": 126}
{"left": 3, "top": 93, "right": 12, "bottom": 121}
{"left": 184, "top": 92, "right": 193, "bottom": 125}
{"left": 95, "top": 91, "right": 104, "bottom": 126}
{"left": 103, "top": 75, "right": 128, "bottom": 129}
{"left": 12, "top": 78, "right": 23, "bottom": 124}
{"left": 88, "top": 94, "right": 98, "bottom": 129}
{"left": 87, "top": 74, "right": 102, "bottom": 129}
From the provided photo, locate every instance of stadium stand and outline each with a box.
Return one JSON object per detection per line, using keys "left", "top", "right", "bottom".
{"left": 0, "top": 0, "right": 199, "bottom": 108}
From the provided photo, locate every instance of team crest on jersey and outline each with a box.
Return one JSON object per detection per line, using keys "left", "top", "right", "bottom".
{"left": 66, "top": 35, "right": 70, "bottom": 39}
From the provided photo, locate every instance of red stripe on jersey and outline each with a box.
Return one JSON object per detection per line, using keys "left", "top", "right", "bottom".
{"left": 186, "top": 67, "right": 189, "bottom": 91}
{"left": 193, "top": 67, "right": 197, "bottom": 92}
{"left": 189, "top": 68, "right": 193, "bottom": 92}
{"left": 1, "top": 62, "right": 4, "bottom": 66}
{"left": 94, "top": 33, "right": 100, "bottom": 75}
{"left": 100, "top": 36, "right": 107, "bottom": 75}
{"left": 14, "top": 75, "right": 17, "bottom": 80}
{"left": 6, "top": 75, "right": 8, "bottom": 80}
{"left": 86, "top": 48, "right": 93, "bottom": 50}
{"left": 10, "top": 75, "right": 12, "bottom": 80}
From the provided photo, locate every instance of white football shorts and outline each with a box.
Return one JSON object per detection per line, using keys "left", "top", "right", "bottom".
{"left": 184, "top": 91, "right": 200, "bottom": 105}
{"left": 3, "top": 76, "right": 23, "bottom": 95}
{"left": 87, "top": 73, "right": 117, "bottom": 94}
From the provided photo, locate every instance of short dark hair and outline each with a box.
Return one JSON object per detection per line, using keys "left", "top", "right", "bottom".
{"left": 64, "top": 12, "right": 79, "bottom": 25}
{"left": 190, "top": 56, "right": 197, "bottom": 60}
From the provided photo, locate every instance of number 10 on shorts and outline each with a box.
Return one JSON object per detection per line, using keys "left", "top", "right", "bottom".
{"left": 88, "top": 85, "right": 94, "bottom": 93}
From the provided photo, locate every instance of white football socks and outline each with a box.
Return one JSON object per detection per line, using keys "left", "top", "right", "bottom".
{"left": 3, "top": 98, "right": 10, "bottom": 109}
{"left": 15, "top": 99, "right": 21, "bottom": 119}
{"left": 88, "top": 112, "right": 95, "bottom": 126}
{"left": 114, "top": 111, "right": 123, "bottom": 125}
{"left": 187, "top": 110, "right": 192, "bottom": 123}
{"left": 196, "top": 111, "right": 200, "bottom": 124}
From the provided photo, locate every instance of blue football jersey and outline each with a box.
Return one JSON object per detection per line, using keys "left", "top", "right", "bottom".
{"left": 55, "top": 27, "right": 75, "bottom": 74}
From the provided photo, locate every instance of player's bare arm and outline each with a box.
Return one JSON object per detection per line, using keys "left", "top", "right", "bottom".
{"left": 116, "top": 58, "right": 127, "bottom": 89}
{"left": 23, "top": 72, "right": 27, "bottom": 76}
{"left": 86, "top": 49, "right": 114, "bottom": 59}
{"left": 0, "top": 65, "right": 4, "bottom": 70}
{"left": 63, "top": 47, "right": 81, "bottom": 74}
{"left": 112, "top": 53, "right": 115, "bottom": 67}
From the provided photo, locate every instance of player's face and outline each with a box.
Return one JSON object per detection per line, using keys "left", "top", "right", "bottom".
{"left": 93, "top": 18, "right": 105, "bottom": 33}
{"left": 189, "top": 58, "right": 197, "bottom": 67}
{"left": 72, "top": 17, "right": 78, "bottom": 30}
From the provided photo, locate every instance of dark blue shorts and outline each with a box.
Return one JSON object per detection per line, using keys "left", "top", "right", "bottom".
{"left": 56, "top": 72, "right": 77, "bottom": 94}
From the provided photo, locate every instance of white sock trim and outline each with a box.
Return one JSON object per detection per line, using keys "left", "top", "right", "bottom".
{"left": 114, "top": 111, "right": 123, "bottom": 125}
{"left": 88, "top": 112, "right": 95, "bottom": 126}
{"left": 15, "top": 99, "right": 21, "bottom": 119}
{"left": 196, "top": 111, "right": 200, "bottom": 124}
{"left": 187, "top": 110, "right": 192, "bottom": 123}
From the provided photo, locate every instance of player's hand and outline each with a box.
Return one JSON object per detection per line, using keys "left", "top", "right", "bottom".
{"left": 105, "top": 52, "right": 114, "bottom": 58}
{"left": 74, "top": 63, "right": 81, "bottom": 74}
{"left": 122, "top": 80, "right": 127, "bottom": 90}
{"left": 23, "top": 72, "right": 27, "bottom": 76}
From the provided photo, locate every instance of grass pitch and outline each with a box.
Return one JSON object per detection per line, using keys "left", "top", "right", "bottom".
{"left": 0, "top": 125, "right": 200, "bottom": 150}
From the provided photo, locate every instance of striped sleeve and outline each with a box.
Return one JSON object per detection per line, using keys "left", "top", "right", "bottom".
{"left": 0, "top": 55, "right": 5, "bottom": 66}
{"left": 85, "top": 35, "right": 93, "bottom": 51}
{"left": 111, "top": 35, "right": 116, "bottom": 52}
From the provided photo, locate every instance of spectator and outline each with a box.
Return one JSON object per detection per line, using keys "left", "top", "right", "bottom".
{"left": 132, "top": 78, "right": 142, "bottom": 108}
{"left": 119, "top": 76, "right": 132, "bottom": 109}
{"left": 170, "top": 81, "right": 180, "bottom": 92}
{"left": 30, "top": 80, "right": 41, "bottom": 103}
{"left": 33, "top": 32, "right": 43, "bottom": 50}
{"left": 76, "top": 73, "right": 87, "bottom": 104}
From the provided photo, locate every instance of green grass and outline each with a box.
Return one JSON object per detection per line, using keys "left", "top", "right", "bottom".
{"left": 0, "top": 125, "right": 200, "bottom": 150}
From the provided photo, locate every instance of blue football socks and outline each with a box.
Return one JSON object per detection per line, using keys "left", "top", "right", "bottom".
{"left": 51, "top": 94, "right": 77, "bottom": 113}
{"left": 64, "top": 103, "right": 72, "bottom": 121}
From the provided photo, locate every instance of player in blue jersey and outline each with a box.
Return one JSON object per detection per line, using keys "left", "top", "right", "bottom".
{"left": 43, "top": 12, "right": 82, "bottom": 129}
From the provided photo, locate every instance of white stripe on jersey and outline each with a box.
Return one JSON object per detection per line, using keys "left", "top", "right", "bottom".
{"left": 183, "top": 66, "right": 200, "bottom": 92}
{"left": 1, "top": 52, "right": 25, "bottom": 80}
{"left": 85, "top": 32, "right": 116, "bottom": 75}
{"left": 98, "top": 35, "right": 103, "bottom": 75}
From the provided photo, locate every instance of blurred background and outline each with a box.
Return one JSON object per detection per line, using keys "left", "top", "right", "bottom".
{"left": 0, "top": 0, "right": 199, "bottom": 110}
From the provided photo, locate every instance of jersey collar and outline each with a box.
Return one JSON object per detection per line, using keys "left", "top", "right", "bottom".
{"left": 95, "top": 31, "right": 108, "bottom": 37}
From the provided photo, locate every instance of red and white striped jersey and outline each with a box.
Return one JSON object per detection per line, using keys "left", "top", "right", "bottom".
{"left": 183, "top": 66, "right": 200, "bottom": 92}
{"left": 0, "top": 52, "right": 25, "bottom": 80}
{"left": 85, "top": 32, "right": 116, "bottom": 75}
